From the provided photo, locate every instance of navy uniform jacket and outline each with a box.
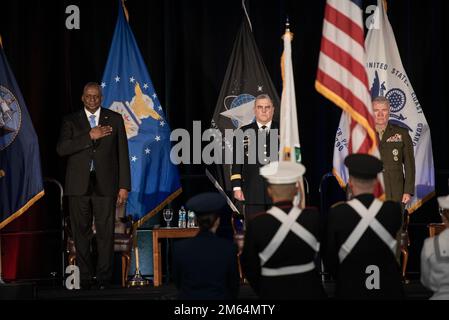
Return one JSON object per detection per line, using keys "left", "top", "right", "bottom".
{"left": 230, "top": 121, "right": 279, "bottom": 220}
{"left": 241, "top": 202, "right": 326, "bottom": 299}
{"left": 379, "top": 123, "right": 415, "bottom": 203}
{"left": 173, "top": 230, "right": 240, "bottom": 300}
{"left": 324, "top": 194, "right": 404, "bottom": 299}
{"left": 57, "top": 108, "right": 131, "bottom": 196}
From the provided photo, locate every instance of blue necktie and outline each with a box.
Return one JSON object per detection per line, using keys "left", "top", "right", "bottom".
{"left": 89, "top": 114, "right": 96, "bottom": 171}
{"left": 89, "top": 114, "right": 96, "bottom": 128}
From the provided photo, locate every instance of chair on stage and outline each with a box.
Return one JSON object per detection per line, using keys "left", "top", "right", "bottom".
{"left": 399, "top": 211, "right": 411, "bottom": 282}
{"left": 65, "top": 205, "right": 134, "bottom": 287}
{"left": 427, "top": 223, "right": 445, "bottom": 237}
{"left": 401, "top": 208, "right": 445, "bottom": 282}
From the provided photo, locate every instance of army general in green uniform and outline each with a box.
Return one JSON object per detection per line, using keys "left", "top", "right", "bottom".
{"left": 373, "top": 96, "right": 415, "bottom": 206}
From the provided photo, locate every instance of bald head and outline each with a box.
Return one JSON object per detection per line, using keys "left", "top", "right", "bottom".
{"left": 81, "top": 82, "right": 103, "bottom": 113}
{"left": 83, "top": 82, "right": 102, "bottom": 95}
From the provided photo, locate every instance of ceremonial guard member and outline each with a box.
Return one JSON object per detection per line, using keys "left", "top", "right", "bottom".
{"left": 241, "top": 161, "right": 326, "bottom": 299}
{"left": 231, "top": 94, "right": 279, "bottom": 221}
{"left": 420, "top": 195, "right": 449, "bottom": 300}
{"left": 173, "top": 193, "right": 240, "bottom": 300}
{"left": 325, "top": 154, "right": 404, "bottom": 299}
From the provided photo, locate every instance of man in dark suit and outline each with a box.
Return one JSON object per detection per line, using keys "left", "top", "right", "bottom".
{"left": 231, "top": 94, "right": 279, "bottom": 221}
{"left": 241, "top": 161, "right": 326, "bottom": 300}
{"left": 324, "top": 154, "right": 404, "bottom": 299}
{"left": 173, "top": 193, "right": 240, "bottom": 300}
{"left": 57, "top": 82, "right": 131, "bottom": 289}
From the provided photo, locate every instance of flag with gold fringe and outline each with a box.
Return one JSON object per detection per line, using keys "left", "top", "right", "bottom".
{"left": 0, "top": 36, "right": 44, "bottom": 229}
{"left": 101, "top": 1, "right": 181, "bottom": 227}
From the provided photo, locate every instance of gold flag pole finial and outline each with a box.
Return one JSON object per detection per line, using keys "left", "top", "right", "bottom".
{"left": 121, "top": 0, "right": 130, "bottom": 22}
{"left": 0, "top": 35, "right": 3, "bottom": 48}
{"left": 283, "top": 17, "right": 293, "bottom": 40}
{"left": 281, "top": 17, "right": 293, "bottom": 87}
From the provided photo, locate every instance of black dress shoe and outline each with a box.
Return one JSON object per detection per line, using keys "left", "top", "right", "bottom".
{"left": 80, "top": 280, "right": 93, "bottom": 290}
{"left": 97, "top": 282, "right": 111, "bottom": 290}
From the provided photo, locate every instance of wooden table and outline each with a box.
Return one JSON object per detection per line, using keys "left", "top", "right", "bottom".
{"left": 152, "top": 227, "right": 199, "bottom": 287}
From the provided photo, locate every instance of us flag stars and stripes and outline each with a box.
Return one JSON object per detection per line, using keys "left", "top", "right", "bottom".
{"left": 315, "top": 0, "right": 383, "bottom": 196}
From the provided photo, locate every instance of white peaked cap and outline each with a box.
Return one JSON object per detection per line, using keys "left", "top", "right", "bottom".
{"left": 259, "top": 161, "right": 306, "bottom": 184}
{"left": 437, "top": 195, "right": 449, "bottom": 209}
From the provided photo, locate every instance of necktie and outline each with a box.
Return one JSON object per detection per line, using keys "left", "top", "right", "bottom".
{"left": 261, "top": 125, "right": 269, "bottom": 136}
{"left": 377, "top": 129, "right": 384, "bottom": 141}
{"left": 89, "top": 114, "right": 96, "bottom": 171}
{"left": 89, "top": 114, "right": 96, "bottom": 128}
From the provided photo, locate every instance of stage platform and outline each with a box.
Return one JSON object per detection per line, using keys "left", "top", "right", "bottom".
{"left": 1, "top": 280, "right": 432, "bottom": 300}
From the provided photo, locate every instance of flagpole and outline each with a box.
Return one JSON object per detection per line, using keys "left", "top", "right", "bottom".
{"left": 241, "top": 0, "right": 252, "bottom": 31}
{"left": 128, "top": 228, "right": 150, "bottom": 287}
{"left": 280, "top": 18, "right": 305, "bottom": 208}
{"left": 205, "top": 169, "right": 240, "bottom": 213}
{"left": 121, "top": 0, "right": 129, "bottom": 22}
{"left": 0, "top": 35, "right": 5, "bottom": 284}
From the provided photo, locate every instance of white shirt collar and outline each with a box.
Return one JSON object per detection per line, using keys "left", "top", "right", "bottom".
{"left": 84, "top": 107, "right": 101, "bottom": 126}
{"left": 257, "top": 121, "right": 272, "bottom": 130}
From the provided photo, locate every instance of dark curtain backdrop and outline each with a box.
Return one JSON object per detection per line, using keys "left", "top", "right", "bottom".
{"left": 1, "top": 0, "right": 448, "bottom": 280}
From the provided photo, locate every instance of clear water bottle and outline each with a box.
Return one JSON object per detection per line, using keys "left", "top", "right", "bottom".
{"left": 178, "top": 206, "right": 186, "bottom": 228}
{"left": 187, "top": 210, "right": 196, "bottom": 228}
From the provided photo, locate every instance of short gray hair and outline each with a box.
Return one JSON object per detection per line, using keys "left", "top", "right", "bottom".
{"left": 83, "top": 82, "right": 102, "bottom": 95}
{"left": 255, "top": 94, "right": 273, "bottom": 104}
{"left": 372, "top": 96, "right": 390, "bottom": 106}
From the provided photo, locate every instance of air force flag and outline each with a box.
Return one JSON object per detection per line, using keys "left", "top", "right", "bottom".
{"left": 101, "top": 2, "right": 181, "bottom": 226}
{"left": 365, "top": 0, "right": 435, "bottom": 212}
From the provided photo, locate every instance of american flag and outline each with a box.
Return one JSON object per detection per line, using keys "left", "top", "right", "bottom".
{"left": 315, "top": 0, "right": 383, "bottom": 195}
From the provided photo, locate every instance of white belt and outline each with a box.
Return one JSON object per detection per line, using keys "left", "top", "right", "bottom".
{"left": 339, "top": 198, "right": 397, "bottom": 263}
{"left": 261, "top": 261, "right": 315, "bottom": 276}
{"left": 259, "top": 206, "right": 319, "bottom": 267}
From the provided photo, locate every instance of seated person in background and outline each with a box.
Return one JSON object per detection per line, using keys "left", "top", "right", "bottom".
{"left": 172, "top": 192, "right": 240, "bottom": 300}
{"left": 324, "top": 154, "right": 404, "bottom": 299}
{"left": 420, "top": 195, "right": 449, "bottom": 300}
{"left": 240, "top": 161, "right": 326, "bottom": 300}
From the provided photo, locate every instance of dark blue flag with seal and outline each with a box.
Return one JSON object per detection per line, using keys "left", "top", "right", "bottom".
{"left": 0, "top": 37, "right": 44, "bottom": 230}
{"left": 206, "top": 15, "right": 280, "bottom": 215}
{"left": 101, "top": 2, "right": 181, "bottom": 227}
